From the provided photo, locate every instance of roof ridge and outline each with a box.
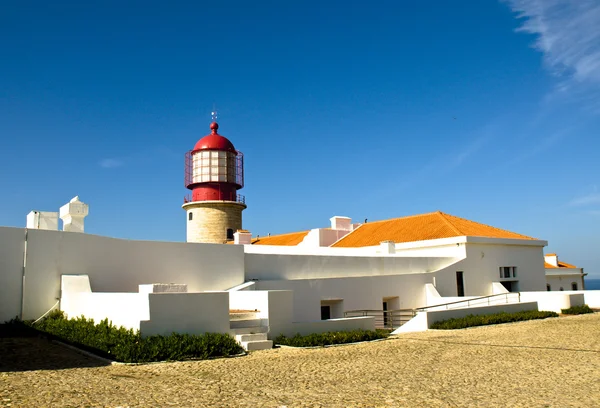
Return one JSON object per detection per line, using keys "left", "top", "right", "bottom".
{"left": 437, "top": 211, "right": 462, "bottom": 235}
{"left": 441, "top": 212, "right": 536, "bottom": 240}
{"left": 253, "top": 230, "right": 310, "bottom": 239}
{"left": 351, "top": 211, "right": 442, "bottom": 226}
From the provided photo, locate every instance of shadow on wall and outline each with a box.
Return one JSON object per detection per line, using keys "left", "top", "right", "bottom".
{"left": 0, "top": 324, "right": 110, "bottom": 372}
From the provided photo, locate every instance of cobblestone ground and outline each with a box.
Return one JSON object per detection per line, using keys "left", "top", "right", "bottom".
{"left": 1, "top": 313, "right": 599, "bottom": 407}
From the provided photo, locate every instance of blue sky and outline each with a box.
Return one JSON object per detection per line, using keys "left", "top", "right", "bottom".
{"left": 1, "top": 1, "right": 599, "bottom": 277}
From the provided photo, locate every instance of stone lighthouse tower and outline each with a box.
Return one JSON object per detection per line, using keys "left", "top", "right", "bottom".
{"left": 183, "top": 121, "right": 246, "bottom": 243}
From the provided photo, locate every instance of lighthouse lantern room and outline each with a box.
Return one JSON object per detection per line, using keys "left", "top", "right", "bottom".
{"left": 183, "top": 122, "right": 247, "bottom": 243}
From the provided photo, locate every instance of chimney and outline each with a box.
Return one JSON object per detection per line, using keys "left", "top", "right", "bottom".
{"left": 545, "top": 253, "right": 558, "bottom": 267}
{"left": 59, "top": 196, "right": 89, "bottom": 233}
{"left": 380, "top": 240, "right": 396, "bottom": 254}
{"left": 26, "top": 211, "right": 59, "bottom": 230}
{"left": 330, "top": 216, "right": 352, "bottom": 231}
{"left": 234, "top": 230, "right": 252, "bottom": 245}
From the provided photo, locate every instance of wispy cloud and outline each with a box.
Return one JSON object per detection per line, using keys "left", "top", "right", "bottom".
{"left": 506, "top": 0, "right": 600, "bottom": 109}
{"left": 569, "top": 189, "right": 600, "bottom": 206}
{"left": 99, "top": 158, "right": 124, "bottom": 169}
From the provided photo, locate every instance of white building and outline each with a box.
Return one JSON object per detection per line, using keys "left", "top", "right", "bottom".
{"left": 544, "top": 253, "right": 586, "bottom": 291}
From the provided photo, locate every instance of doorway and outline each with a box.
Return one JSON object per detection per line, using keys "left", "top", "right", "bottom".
{"left": 320, "top": 299, "right": 343, "bottom": 320}
{"left": 321, "top": 305, "right": 331, "bottom": 320}
{"left": 456, "top": 271, "right": 465, "bottom": 297}
{"left": 382, "top": 297, "right": 400, "bottom": 328}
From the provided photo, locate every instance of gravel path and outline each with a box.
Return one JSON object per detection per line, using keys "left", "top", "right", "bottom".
{"left": 2, "top": 313, "right": 599, "bottom": 407}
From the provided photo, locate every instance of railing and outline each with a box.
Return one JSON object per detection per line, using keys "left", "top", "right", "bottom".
{"left": 344, "top": 309, "right": 417, "bottom": 330}
{"left": 416, "top": 292, "right": 521, "bottom": 312}
{"left": 183, "top": 193, "right": 246, "bottom": 204}
{"left": 344, "top": 292, "right": 521, "bottom": 330}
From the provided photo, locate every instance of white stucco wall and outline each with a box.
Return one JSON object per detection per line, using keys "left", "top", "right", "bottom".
{"left": 431, "top": 241, "right": 547, "bottom": 297}
{"left": 0, "top": 227, "right": 25, "bottom": 322}
{"left": 275, "top": 317, "right": 376, "bottom": 338}
{"left": 21, "top": 228, "right": 245, "bottom": 320}
{"left": 140, "top": 292, "right": 230, "bottom": 337}
{"left": 394, "top": 301, "right": 540, "bottom": 334}
{"left": 545, "top": 274, "right": 585, "bottom": 291}
{"left": 519, "top": 292, "right": 585, "bottom": 313}
{"left": 62, "top": 292, "right": 150, "bottom": 330}
{"left": 255, "top": 273, "right": 432, "bottom": 321}
{"left": 556, "top": 290, "right": 600, "bottom": 308}
{"left": 245, "top": 251, "right": 459, "bottom": 281}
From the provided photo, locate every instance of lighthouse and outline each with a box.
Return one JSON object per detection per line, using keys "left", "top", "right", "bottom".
{"left": 183, "top": 121, "right": 246, "bottom": 243}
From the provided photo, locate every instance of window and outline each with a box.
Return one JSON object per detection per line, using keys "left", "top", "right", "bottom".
{"left": 571, "top": 282, "right": 578, "bottom": 291}
{"left": 499, "top": 266, "right": 517, "bottom": 279}
{"left": 226, "top": 228, "right": 234, "bottom": 240}
{"left": 188, "top": 212, "right": 193, "bottom": 221}
{"left": 547, "top": 284, "right": 551, "bottom": 291}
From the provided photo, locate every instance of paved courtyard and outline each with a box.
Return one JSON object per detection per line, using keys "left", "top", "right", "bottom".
{"left": 2, "top": 313, "right": 599, "bottom": 407}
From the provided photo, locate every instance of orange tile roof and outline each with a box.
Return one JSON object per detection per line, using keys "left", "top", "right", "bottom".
{"left": 250, "top": 231, "right": 310, "bottom": 246}
{"left": 545, "top": 261, "right": 578, "bottom": 269}
{"left": 331, "top": 211, "right": 537, "bottom": 248}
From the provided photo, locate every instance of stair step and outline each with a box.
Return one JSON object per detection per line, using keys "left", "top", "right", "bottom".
{"left": 236, "top": 333, "right": 268, "bottom": 342}
{"left": 242, "top": 340, "right": 273, "bottom": 351}
{"left": 230, "top": 318, "right": 268, "bottom": 329}
{"left": 231, "top": 326, "right": 269, "bottom": 335}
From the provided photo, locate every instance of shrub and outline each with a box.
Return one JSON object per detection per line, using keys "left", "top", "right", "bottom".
{"left": 274, "top": 329, "right": 388, "bottom": 347}
{"left": 430, "top": 310, "right": 558, "bottom": 330}
{"left": 26, "top": 310, "right": 243, "bottom": 363}
{"left": 561, "top": 305, "right": 594, "bottom": 315}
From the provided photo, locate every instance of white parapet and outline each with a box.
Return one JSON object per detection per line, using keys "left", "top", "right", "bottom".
{"left": 138, "top": 283, "right": 188, "bottom": 293}
{"left": 26, "top": 211, "right": 59, "bottom": 230}
{"left": 60, "top": 196, "right": 89, "bottom": 233}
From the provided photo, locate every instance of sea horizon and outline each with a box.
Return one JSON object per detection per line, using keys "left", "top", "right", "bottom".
{"left": 585, "top": 278, "right": 600, "bottom": 290}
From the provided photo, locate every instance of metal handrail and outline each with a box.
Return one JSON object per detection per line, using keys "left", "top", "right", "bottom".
{"left": 343, "top": 292, "right": 521, "bottom": 329}
{"left": 344, "top": 308, "right": 417, "bottom": 330}
{"left": 183, "top": 193, "right": 246, "bottom": 204}
{"left": 416, "top": 292, "right": 521, "bottom": 312}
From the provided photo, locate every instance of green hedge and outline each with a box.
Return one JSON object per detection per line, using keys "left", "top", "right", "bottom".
{"left": 26, "top": 311, "right": 243, "bottom": 363}
{"left": 430, "top": 310, "right": 558, "bottom": 330}
{"left": 561, "top": 305, "right": 594, "bottom": 315}
{"left": 274, "top": 329, "right": 389, "bottom": 347}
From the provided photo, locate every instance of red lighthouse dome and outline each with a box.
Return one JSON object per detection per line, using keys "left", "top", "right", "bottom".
{"left": 192, "top": 122, "right": 237, "bottom": 153}
{"left": 184, "top": 122, "right": 245, "bottom": 203}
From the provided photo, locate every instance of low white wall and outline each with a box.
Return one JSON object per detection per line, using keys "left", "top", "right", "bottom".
{"left": 0, "top": 227, "right": 25, "bottom": 322}
{"left": 247, "top": 290, "right": 377, "bottom": 339}
{"left": 140, "top": 292, "right": 230, "bottom": 337}
{"left": 274, "top": 317, "right": 376, "bottom": 338}
{"left": 520, "top": 292, "right": 585, "bottom": 313}
{"left": 21, "top": 228, "right": 245, "bottom": 320}
{"left": 229, "top": 290, "right": 269, "bottom": 319}
{"left": 62, "top": 292, "right": 149, "bottom": 331}
{"left": 394, "top": 301, "right": 539, "bottom": 334}
{"left": 578, "top": 290, "right": 600, "bottom": 308}
{"left": 492, "top": 282, "right": 509, "bottom": 294}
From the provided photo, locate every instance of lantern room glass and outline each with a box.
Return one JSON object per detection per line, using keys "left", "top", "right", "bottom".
{"left": 192, "top": 151, "right": 236, "bottom": 183}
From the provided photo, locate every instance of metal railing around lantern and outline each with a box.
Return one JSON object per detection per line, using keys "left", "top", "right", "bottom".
{"left": 183, "top": 193, "right": 246, "bottom": 204}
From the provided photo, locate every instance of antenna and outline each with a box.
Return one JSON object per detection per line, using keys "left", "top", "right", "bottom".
{"left": 211, "top": 104, "right": 218, "bottom": 122}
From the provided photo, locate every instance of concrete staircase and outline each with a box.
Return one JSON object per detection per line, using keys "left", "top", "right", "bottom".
{"left": 230, "top": 318, "right": 272, "bottom": 351}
